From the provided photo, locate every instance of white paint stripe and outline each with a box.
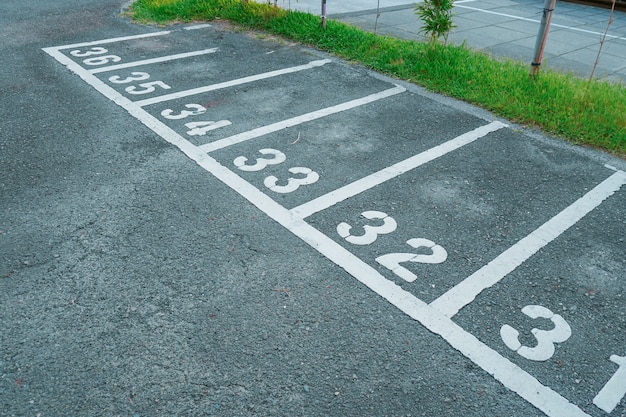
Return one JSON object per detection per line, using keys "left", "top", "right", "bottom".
{"left": 89, "top": 48, "right": 219, "bottom": 73}
{"left": 184, "top": 24, "right": 212, "bottom": 30}
{"left": 43, "top": 47, "right": 142, "bottom": 110}
{"left": 290, "top": 121, "right": 507, "bottom": 219}
{"left": 593, "top": 354, "right": 626, "bottom": 413}
{"left": 198, "top": 85, "right": 406, "bottom": 153}
{"left": 283, "top": 223, "right": 589, "bottom": 417}
{"left": 47, "top": 31, "right": 171, "bottom": 51}
{"left": 430, "top": 170, "right": 626, "bottom": 318}
{"left": 134, "top": 59, "right": 333, "bottom": 107}
{"left": 44, "top": 38, "right": 596, "bottom": 417}
{"left": 60, "top": 72, "right": 586, "bottom": 415}
{"left": 455, "top": 5, "right": 626, "bottom": 41}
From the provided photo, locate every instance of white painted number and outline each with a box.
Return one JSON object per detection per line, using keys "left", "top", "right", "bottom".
{"left": 185, "top": 120, "right": 231, "bottom": 136}
{"left": 70, "top": 47, "right": 108, "bottom": 57}
{"left": 234, "top": 149, "right": 286, "bottom": 172}
{"left": 375, "top": 238, "right": 447, "bottom": 282}
{"left": 125, "top": 81, "right": 171, "bottom": 95}
{"left": 161, "top": 104, "right": 207, "bottom": 120}
{"left": 108, "top": 72, "right": 151, "bottom": 84}
{"left": 593, "top": 354, "right": 626, "bottom": 413}
{"left": 337, "top": 211, "right": 447, "bottom": 282}
{"left": 233, "top": 149, "right": 319, "bottom": 194}
{"left": 337, "top": 211, "right": 397, "bottom": 246}
{"left": 264, "top": 167, "right": 319, "bottom": 194}
{"left": 82, "top": 55, "right": 122, "bottom": 66}
{"left": 500, "top": 305, "right": 572, "bottom": 362}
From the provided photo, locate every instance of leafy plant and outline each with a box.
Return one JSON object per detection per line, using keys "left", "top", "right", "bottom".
{"left": 415, "top": 0, "right": 456, "bottom": 45}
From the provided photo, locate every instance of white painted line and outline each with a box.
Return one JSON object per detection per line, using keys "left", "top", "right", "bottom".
{"left": 198, "top": 84, "right": 406, "bottom": 153}
{"left": 430, "top": 169, "right": 626, "bottom": 318}
{"left": 60, "top": 69, "right": 586, "bottom": 415}
{"left": 282, "top": 222, "right": 589, "bottom": 417}
{"left": 134, "top": 59, "right": 333, "bottom": 107}
{"left": 48, "top": 31, "right": 171, "bottom": 51}
{"left": 89, "top": 48, "right": 219, "bottom": 73}
{"left": 44, "top": 36, "right": 595, "bottom": 417}
{"left": 455, "top": 4, "right": 626, "bottom": 41}
{"left": 593, "top": 354, "right": 626, "bottom": 413}
{"left": 184, "top": 24, "right": 212, "bottom": 30}
{"left": 290, "top": 121, "right": 507, "bottom": 219}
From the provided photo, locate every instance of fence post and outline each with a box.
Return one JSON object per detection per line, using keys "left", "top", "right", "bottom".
{"left": 531, "top": 0, "right": 557, "bottom": 77}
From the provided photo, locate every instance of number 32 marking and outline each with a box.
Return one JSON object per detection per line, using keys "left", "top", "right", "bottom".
{"left": 337, "top": 211, "right": 397, "bottom": 245}
{"left": 337, "top": 211, "right": 447, "bottom": 282}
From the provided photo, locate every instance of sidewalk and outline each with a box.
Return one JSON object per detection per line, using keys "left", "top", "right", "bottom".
{"left": 278, "top": 0, "right": 626, "bottom": 83}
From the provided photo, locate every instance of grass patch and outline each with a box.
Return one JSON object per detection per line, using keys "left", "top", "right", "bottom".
{"left": 130, "top": 0, "right": 625, "bottom": 156}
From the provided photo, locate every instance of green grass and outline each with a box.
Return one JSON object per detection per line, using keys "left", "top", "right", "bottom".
{"left": 130, "top": 0, "right": 626, "bottom": 156}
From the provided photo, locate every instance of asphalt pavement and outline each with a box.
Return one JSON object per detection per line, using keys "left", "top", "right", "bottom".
{"left": 1, "top": 1, "right": 625, "bottom": 417}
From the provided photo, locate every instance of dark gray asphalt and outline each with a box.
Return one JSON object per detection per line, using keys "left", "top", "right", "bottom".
{"left": 1, "top": 1, "right": 625, "bottom": 417}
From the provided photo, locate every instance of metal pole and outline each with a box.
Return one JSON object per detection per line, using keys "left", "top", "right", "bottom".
{"left": 588, "top": 0, "right": 617, "bottom": 83}
{"left": 530, "top": 0, "right": 557, "bottom": 77}
{"left": 375, "top": 0, "right": 381, "bottom": 33}
{"left": 321, "top": 0, "right": 327, "bottom": 29}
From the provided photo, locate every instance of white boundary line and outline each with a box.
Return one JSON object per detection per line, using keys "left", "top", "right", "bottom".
{"left": 455, "top": 4, "right": 626, "bottom": 41}
{"left": 89, "top": 48, "right": 220, "bottom": 73}
{"left": 134, "top": 59, "right": 333, "bottom": 107}
{"left": 198, "top": 84, "right": 406, "bottom": 153}
{"left": 290, "top": 121, "right": 507, "bottom": 219}
{"left": 49, "top": 31, "right": 172, "bottom": 50}
{"left": 288, "top": 219, "right": 591, "bottom": 417}
{"left": 43, "top": 36, "right": 600, "bottom": 417}
{"left": 185, "top": 24, "right": 213, "bottom": 30}
{"left": 430, "top": 170, "right": 626, "bottom": 318}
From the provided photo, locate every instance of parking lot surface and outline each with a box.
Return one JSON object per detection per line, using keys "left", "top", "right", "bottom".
{"left": 1, "top": 2, "right": 625, "bottom": 416}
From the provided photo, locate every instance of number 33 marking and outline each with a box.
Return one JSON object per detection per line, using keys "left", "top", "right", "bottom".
{"left": 500, "top": 305, "right": 572, "bottom": 361}
{"left": 233, "top": 149, "right": 319, "bottom": 194}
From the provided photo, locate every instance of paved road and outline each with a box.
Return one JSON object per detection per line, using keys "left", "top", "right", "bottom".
{"left": 1, "top": 1, "right": 625, "bottom": 416}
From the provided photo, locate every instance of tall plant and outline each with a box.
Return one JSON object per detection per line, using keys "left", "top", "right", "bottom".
{"left": 415, "top": 0, "right": 456, "bottom": 45}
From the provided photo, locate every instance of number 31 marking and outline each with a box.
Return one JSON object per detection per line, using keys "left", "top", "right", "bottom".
{"left": 500, "top": 305, "right": 572, "bottom": 362}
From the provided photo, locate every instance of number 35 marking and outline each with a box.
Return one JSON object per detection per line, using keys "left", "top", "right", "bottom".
{"left": 500, "top": 305, "right": 572, "bottom": 361}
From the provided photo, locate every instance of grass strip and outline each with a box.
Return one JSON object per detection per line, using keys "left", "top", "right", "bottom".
{"left": 130, "top": 0, "right": 625, "bottom": 156}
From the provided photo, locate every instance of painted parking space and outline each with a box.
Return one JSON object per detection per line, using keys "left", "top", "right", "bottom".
{"left": 43, "top": 25, "right": 625, "bottom": 417}
{"left": 452, "top": 186, "right": 626, "bottom": 414}
{"left": 140, "top": 67, "right": 402, "bottom": 147}
{"left": 206, "top": 94, "right": 492, "bottom": 208}
{"left": 304, "top": 130, "right": 619, "bottom": 300}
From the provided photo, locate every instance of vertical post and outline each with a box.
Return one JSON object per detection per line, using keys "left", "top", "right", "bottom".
{"left": 531, "top": 0, "right": 557, "bottom": 77}
{"left": 321, "top": 0, "right": 327, "bottom": 29}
